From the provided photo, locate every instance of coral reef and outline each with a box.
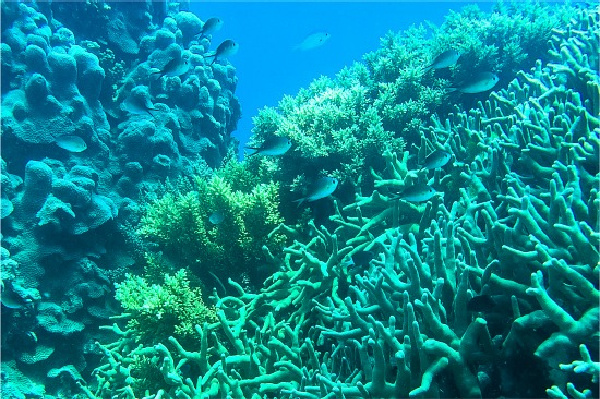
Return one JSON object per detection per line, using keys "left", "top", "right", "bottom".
{"left": 86, "top": 4, "right": 598, "bottom": 399}
{"left": 1, "top": 1, "right": 597, "bottom": 398}
{"left": 249, "top": 2, "right": 577, "bottom": 214}
{"left": 1, "top": 0, "right": 240, "bottom": 396}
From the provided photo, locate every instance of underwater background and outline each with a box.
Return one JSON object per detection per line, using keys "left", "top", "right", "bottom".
{"left": 0, "top": 1, "right": 598, "bottom": 399}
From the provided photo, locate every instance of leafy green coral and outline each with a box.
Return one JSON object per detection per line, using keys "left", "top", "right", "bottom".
{"left": 137, "top": 159, "right": 286, "bottom": 280}
{"left": 250, "top": 2, "right": 577, "bottom": 200}
{"left": 251, "top": 67, "right": 406, "bottom": 195}
{"left": 115, "top": 270, "right": 216, "bottom": 345}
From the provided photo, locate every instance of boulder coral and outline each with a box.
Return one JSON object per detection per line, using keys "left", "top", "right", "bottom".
{"left": 1, "top": 1, "right": 241, "bottom": 397}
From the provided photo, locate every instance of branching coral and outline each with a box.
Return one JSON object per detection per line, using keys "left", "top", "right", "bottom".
{"left": 137, "top": 159, "right": 286, "bottom": 282}
{"left": 115, "top": 270, "right": 217, "bottom": 345}
{"left": 250, "top": 2, "right": 576, "bottom": 207}
{"left": 87, "top": 4, "right": 598, "bottom": 399}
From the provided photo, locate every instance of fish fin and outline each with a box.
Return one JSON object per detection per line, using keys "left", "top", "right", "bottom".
{"left": 204, "top": 52, "right": 217, "bottom": 65}
{"left": 292, "top": 198, "right": 305, "bottom": 207}
{"left": 418, "top": 166, "right": 426, "bottom": 173}
{"left": 423, "top": 65, "right": 433, "bottom": 73}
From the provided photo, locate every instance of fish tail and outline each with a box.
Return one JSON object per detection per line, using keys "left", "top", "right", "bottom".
{"left": 446, "top": 87, "right": 457, "bottom": 93}
{"left": 147, "top": 110, "right": 157, "bottom": 120}
{"left": 244, "top": 147, "right": 259, "bottom": 156}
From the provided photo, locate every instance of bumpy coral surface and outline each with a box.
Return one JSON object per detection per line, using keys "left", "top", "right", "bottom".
{"left": 1, "top": 1, "right": 241, "bottom": 397}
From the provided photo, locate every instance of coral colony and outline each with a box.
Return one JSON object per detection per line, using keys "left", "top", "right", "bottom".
{"left": 1, "top": 1, "right": 598, "bottom": 399}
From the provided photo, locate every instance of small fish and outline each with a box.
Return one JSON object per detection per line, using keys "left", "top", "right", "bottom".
{"left": 151, "top": 58, "right": 189, "bottom": 77}
{"left": 121, "top": 91, "right": 157, "bottom": 119}
{"left": 208, "top": 211, "right": 225, "bottom": 225}
{"left": 294, "top": 176, "right": 338, "bottom": 205}
{"left": 294, "top": 32, "right": 331, "bottom": 51}
{"left": 196, "top": 17, "right": 224, "bottom": 38}
{"left": 205, "top": 40, "right": 238, "bottom": 66}
{"left": 246, "top": 137, "right": 292, "bottom": 156}
{"left": 391, "top": 184, "right": 436, "bottom": 203}
{"left": 419, "top": 149, "right": 452, "bottom": 171}
{"left": 55, "top": 135, "right": 87, "bottom": 152}
{"left": 424, "top": 50, "right": 460, "bottom": 72}
{"left": 448, "top": 72, "right": 499, "bottom": 94}
{"left": 351, "top": 250, "right": 374, "bottom": 268}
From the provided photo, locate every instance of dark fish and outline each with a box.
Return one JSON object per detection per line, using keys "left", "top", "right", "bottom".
{"left": 246, "top": 137, "right": 292, "bottom": 156}
{"left": 449, "top": 71, "right": 499, "bottom": 94}
{"left": 196, "top": 17, "right": 224, "bottom": 38}
{"left": 205, "top": 39, "right": 238, "bottom": 66}
{"left": 208, "top": 211, "right": 225, "bottom": 225}
{"left": 467, "top": 295, "right": 496, "bottom": 312}
{"left": 293, "top": 177, "right": 338, "bottom": 205}
{"left": 420, "top": 150, "right": 452, "bottom": 171}
{"left": 351, "top": 250, "right": 374, "bottom": 268}
{"left": 391, "top": 184, "right": 436, "bottom": 203}
{"left": 121, "top": 90, "right": 157, "bottom": 119}
{"left": 424, "top": 49, "right": 460, "bottom": 72}
{"left": 151, "top": 57, "right": 189, "bottom": 77}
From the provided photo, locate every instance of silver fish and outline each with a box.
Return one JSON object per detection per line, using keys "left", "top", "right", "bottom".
{"left": 424, "top": 50, "right": 460, "bottom": 72}
{"left": 55, "top": 135, "right": 87, "bottom": 152}
{"left": 449, "top": 72, "right": 499, "bottom": 94}
{"left": 208, "top": 211, "right": 225, "bottom": 225}
{"left": 206, "top": 39, "right": 238, "bottom": 65}
{"left": 196, "top": 17, "right": 224, "bottom": 38}
{"left": 391, "top": 184, "right": 436, "bottom": 203}
{"left": 294, "top": 32, "right": 331, "bottom": 51}
{"left": 246, "top": 137, "right": 292, "bottom": 156}
{"left": 420, "top": 150, "right": 452, "bottom": 171}
{"left": 294, "top": 176, "right": 338, "bottom": 205}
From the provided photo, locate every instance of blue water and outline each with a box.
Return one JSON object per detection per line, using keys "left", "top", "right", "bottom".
{"left": 190, "top": 2, "right": 493, "bottom": 156}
